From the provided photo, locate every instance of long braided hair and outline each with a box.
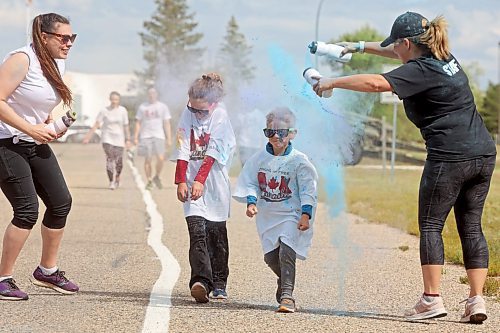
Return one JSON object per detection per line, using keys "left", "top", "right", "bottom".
{"left": 31, "top": 13, "right": 72, "bottom": 107}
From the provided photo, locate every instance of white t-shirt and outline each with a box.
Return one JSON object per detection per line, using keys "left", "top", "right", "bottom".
{"left": 233, "top": 147, "right": 318, "bottom": 259}
{"left": 135, "top": 101, "right": 171, "bottom": 139}
{"left": 96, "top": 106, "right": 129, "bottom": 147}
{"left": 174, "top": 103, "right": 236, "bottom": 222}
{"left": 0, "top": 44, "right": 65, "bottom": 141}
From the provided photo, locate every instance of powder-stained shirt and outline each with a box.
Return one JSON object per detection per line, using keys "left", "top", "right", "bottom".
{"left": 135, "top": 101, "right": 171, "bottom": 139}
{"left": 233, "top": 146, "right": 318, "bottom": 259}
{"left": 96, "top": 106, "right": 129, "bottom": 147}
{"left": 174, "top": 103, "right": 236, "bottom": 222}
{"left": 0, "top": 44, "right": 65, "bottom": 141}
{"left": 382, "top": 55, "right": 496, "bottom": 161}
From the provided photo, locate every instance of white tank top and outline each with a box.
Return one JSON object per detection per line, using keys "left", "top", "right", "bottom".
{"left": 0, "top": 44, "right": 65, "bottom": 141}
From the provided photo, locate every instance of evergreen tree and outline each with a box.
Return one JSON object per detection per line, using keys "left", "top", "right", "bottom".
{"left": 135, "top": 0, "right": 204, "bottom": 116}
{"left": 218, "top": 16, "right": 255, "bottom": 84}
{"left": 480, "top": 82, "right": 500, "bottom": 135}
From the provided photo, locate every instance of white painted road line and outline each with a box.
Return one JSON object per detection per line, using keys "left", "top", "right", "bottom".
{"left": 127, "top": 160, "right": 180, "bottom": 333}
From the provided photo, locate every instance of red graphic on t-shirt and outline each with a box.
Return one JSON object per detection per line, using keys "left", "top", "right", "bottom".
{"left": 258, "top": 172, "right": 267, "bottom": 192}
{"left": 279, "top": 176, "right": 292, "bottom": 194}
{"left": 257, "top": 171, "right": 292, "bottom": 202}
{"left": 190, "top": 129, "right": 211, "bottom": 160}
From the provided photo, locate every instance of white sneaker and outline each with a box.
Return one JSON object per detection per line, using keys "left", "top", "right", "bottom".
{"left": 405, "top": 294, "right": 447, "bottom": 320}
{"left": 108, "top": 181, "right": 116, "bottom": 190}
{"left": 460, "top": 295, "right": 487, "bottom": 324}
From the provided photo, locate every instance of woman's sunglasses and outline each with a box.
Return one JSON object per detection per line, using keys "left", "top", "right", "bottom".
{"left": 43, "top": 31, "right": 77, "bottom": 44}
{"left": 263, "top": 128, "right": 295, "bottom": 139}
{"left": 187, "top": 104, "right": 210, "bottom": 116}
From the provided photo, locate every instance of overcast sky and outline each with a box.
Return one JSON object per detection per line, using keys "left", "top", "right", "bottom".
{"left": 1, "top": 0, "right": 499, "bottom": 88}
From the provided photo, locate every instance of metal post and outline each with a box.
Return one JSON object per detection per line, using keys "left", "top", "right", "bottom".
{"left": 381, "top": 116, "right": 387, "bottom": 175}
{"left": 315, "top": 0, "right": 326, "bottom": 69}
{"left": 390, "top": 101, "right": 397, "bottom": 180}
{"left": 497, "top": 41, "right": 500, "bottom": 143}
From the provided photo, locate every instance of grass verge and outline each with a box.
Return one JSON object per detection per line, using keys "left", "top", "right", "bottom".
{"left": 343, "top": 164, "right": 499, "bottom": 297}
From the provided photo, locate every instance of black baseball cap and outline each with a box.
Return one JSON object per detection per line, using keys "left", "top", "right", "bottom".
{"left": 381, "top": 12, "right": 429, "bottom": 47}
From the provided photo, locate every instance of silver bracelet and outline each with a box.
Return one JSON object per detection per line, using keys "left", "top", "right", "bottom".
{"left": 358, "top": 41, "right": 365, "bottom": 54}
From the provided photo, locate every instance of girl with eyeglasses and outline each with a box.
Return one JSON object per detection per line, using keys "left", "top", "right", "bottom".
{"left": 173, "top": 72, "right": 236, "bottom": 303}
{"left": 0, "top": 13, "right": 79, "bottom": 301}
{"left": 233, "top": 107, "right": 318, "bottom": 313}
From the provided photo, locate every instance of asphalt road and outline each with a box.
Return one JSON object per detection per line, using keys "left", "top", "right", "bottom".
{"left": 0, "top": 143, "right": 498, "bottom": 333}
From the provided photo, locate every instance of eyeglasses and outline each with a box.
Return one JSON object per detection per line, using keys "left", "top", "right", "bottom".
{"left": 42, "top": 31, "right": 77, "bottom": 44}
{"left": 263, "top": 128, "right": 295, "bottom": 139}
{"left": 187, "top": 103, "right": 210, "bottom": 116}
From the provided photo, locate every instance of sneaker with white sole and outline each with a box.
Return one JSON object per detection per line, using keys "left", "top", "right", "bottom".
{"left": 30, "top": 267, "right": 79, "bottom": 295}
{"left": 460, "top": 295, "right": 487, "bottom": 324}
{"left": 0, "top": 278, "right": 28, "bottom": 301}
{"left": 190, "top": 282, "right": 209, "bottom": 303}
{"left": 405, "top": 294, "right": 447, "bottom": 320}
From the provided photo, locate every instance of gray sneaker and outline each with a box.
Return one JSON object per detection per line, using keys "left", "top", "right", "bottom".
{"left": 277, "top": 298, "right": 295, "bottom": 313}
{"left": 152, "top": 176, "right": 163, "bottom": 189}
{"left": 405, "top": 294, "right": 447, "bottom": 320}
{"left": 460, "top": 295, "right": 487, "bottom": 324}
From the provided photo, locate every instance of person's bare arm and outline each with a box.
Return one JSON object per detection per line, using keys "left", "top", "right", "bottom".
{"left": 134, "top": 120, "right": 141, "bottom": 145}
{"left": 82, "top": 121, "right": 100, "bottom": 144}
{"left": 164, "top": 119, "right": 172, "bottom": 146}
{"left": 314, "top": 74, "right": 392, "bottom": 96}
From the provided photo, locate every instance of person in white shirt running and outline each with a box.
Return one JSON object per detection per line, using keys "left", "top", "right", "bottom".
{"left": 233, "top": 107, "right": 318, "bottom": 313}
{"left": 83, "top": 91, "right": 131, "bottom": 190}
{"left": 0, "top": 13, "right": 79, "bottom": 301}
{"left": 174, "top": 73, "right": 236, "bottom": 303}
{"left": 134, "top": 87, "right": 172, "bottom": 190}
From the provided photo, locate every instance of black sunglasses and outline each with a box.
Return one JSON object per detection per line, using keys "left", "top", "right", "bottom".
{"left": 263, "top": 128, "right": 295, "bottom": 139}
{"left": 43, "top": 31, "right": 77, "bottom": 44}
{"left": 187, "top": 104, "right": 210, "bottom": 116}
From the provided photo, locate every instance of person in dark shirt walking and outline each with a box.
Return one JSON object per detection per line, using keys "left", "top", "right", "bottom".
{"left": 312, "top": 11, "right": 496, "bottom": 324}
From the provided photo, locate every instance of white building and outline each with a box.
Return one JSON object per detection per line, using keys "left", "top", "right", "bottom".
{"left": 53, "top": 71, "right": 137, "bottom": 125}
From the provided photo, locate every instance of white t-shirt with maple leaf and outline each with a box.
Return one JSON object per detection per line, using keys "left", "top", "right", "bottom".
{"left": 233, "top": 147, "right": 318, "bottom": 259}
{"left": 174, "top": 103, "right": 236, "bottom": 222}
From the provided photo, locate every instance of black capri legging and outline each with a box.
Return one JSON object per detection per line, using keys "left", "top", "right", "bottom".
{"left": 418, "top": 155, "right": 496, "bottom": 269}
{"left": 0, "top": 139, "right": 72, "bottom": 230}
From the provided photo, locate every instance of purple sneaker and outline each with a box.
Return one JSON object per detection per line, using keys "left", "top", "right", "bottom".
{"left": 0, "top": 278, "right": 28, "bottom": 301}
{"left": 30, "top": 267, "right": 79, "bottom": 295}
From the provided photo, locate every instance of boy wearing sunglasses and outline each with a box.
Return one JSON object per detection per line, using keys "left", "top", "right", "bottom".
{"left": 233, "top": 107, "right": 318, "bottom": 313}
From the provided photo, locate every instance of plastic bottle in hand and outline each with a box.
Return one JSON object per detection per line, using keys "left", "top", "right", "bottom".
{"left": 36, "top": 110, "right": 77, "bottom": 144}
{"left": 303, "top": 67, "right": 332, "bottom": 98}
{"left": 308, "top": 41, "right": 352, "bottom": 63}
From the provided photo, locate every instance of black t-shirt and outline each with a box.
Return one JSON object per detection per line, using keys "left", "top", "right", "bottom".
{"left": 382, "top": 54, "right": 496, "bottom": 161}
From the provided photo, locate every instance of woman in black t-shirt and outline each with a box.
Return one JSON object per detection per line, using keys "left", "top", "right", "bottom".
{"left": 313, "top": 12, "right": 496, "bottom": 324}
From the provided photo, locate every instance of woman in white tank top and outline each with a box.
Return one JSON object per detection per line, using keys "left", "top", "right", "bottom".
{"left": 0, "top": 13, "right": 79, "bottom": 301}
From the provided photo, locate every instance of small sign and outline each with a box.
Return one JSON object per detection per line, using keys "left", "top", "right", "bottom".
{"left": 380, "top": 64, "right": 403, "bottom": 104}
{"left": 380, "top": 91, "right": 401, "bottom": 104}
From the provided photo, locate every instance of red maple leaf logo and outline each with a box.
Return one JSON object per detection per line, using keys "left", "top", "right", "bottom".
{"left": 268, "top": 177, "right": 279, "bottom": 190}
